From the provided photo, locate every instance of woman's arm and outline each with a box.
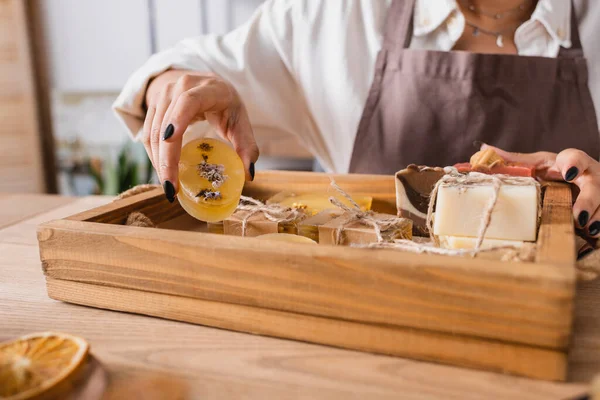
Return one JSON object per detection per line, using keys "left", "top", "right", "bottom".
{"left": 112, "top": 0, "right": 311, "bottom": 199}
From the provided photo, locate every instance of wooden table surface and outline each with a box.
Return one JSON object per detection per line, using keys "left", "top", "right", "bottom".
{"left": 1, "top": 194, "right": 599, "bottom": 400}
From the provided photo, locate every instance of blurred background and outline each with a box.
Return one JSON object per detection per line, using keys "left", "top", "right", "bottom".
{"left": 1, "top": 0, "right": 314, "bottom": 196}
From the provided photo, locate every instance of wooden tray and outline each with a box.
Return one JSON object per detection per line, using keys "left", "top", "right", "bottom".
{"left": 37, "top": 171, "right": 576, "bottom": 381}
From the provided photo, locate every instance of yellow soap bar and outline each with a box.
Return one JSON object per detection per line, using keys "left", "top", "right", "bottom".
{"left": 177, "top": 138, "right": 245, "bottom": 223}
{"left": 267, "top": 191, "right": 372, "bottom": 216}
{"left": 256, "top": 233, "right": 317, "bottom": 244}
{"left": 439, "top": 236, "right": 524, "bottom": 250}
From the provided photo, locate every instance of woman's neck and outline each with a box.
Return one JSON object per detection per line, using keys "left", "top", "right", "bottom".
{"left": 463, "top": 0, "right": 538, "bottom": 22}
{"left": 454, "top": 0, "right": 539, "bottom": 54}
{"left": 466, "top": 0, "right": 536, "bottom": 11}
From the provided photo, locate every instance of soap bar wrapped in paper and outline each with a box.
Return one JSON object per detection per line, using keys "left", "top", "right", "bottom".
{"left": 298, "top": 209, "right": 344, "bottom": 243}
{"left": 223, "top": 197, "right": 307, "bottom": 237}
{"left": 319, "top": 211, "right": 412, "bottom": 246}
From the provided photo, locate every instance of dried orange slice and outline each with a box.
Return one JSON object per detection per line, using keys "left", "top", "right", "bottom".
{"left": 0, "top": 332, "right": 90, "bottom": 400}
{"left": 178, "top": 138, "right": 245, "bottom": 223}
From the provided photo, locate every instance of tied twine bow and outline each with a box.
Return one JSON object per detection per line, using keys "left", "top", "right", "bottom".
{"left": 328, "top": 179, "right": 411, "bottom": 244}
{"left": 236, "top": 196, "right": 305, "bottom": 237}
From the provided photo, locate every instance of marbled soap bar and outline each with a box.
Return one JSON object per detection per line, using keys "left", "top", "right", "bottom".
{"left": 395, "top": 165, "right": 445, "bottom": 236}
{"left": 433, "top": 181, "right": 539, "bottom": 241}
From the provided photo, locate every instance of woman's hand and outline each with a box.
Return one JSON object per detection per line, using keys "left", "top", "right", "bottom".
{"left": 143, "top": 70, "right": 259, "bottom": 202}
{"left": 482, "top": 145, "right": 600, "bottom": 257}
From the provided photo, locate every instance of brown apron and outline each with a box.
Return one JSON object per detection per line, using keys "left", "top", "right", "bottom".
{"left": 349, "top": 0, "right": 600, "bottom": 174}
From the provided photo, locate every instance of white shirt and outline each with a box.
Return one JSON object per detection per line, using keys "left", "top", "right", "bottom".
{"left": 113, "top": 0, "right": 600, "bottom": 173}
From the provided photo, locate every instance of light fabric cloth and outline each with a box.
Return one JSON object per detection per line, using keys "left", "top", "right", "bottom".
{"left": 113, "top": 0, "right": 600, "bottom": 173}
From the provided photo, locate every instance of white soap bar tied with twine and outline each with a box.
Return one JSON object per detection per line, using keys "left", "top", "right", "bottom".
{"left": 432, "top": 172, "right": 540, "bottom": 242}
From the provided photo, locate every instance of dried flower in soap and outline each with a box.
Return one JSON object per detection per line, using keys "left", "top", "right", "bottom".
{"left": 198, "top": 142, "right": 214, "bottom": 151}
{"left": 196, "top": 188, "right": 222, "bottom": 201}
{"left": 197, "top": 160, "right": 228, "bottom": 189}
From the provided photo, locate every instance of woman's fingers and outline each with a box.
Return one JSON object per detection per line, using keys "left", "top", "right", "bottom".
{"left": 480, "top": 144, "right": 561, "bottom": 179}
{"left": 480, "top": 144, "right": 556, "bottom": 168}
{"left": 142, "top": 103, "right": 157, "bottom": 169}
{"left": 587, "top": 206, "right": 600, "bottom": 238}
{"left": 150, "top": 83, "right": 174, "bottom": 173}
{"left": 161, "top": 80, "right": 258, "bottom": 183}
{"left": 572, "top": 177, "right": 600, "bottom": 229}
{"left": 212, "top": 106, "right": 260, "bottom": 181}
{"left": 554, "top": 149, "right": 594, "bottom": 183}
{"left": 157, "top": 81, "right": 231, "bottom": 193}
{"left": 554, "top": 149, "right": 600, "bottom": 229}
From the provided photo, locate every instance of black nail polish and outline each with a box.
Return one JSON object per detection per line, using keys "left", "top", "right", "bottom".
{"left": 570, "top": 394, "right": 590, "bottom": 400}
{"left": 578, "top": 210, "right": 590, "bottom": 227}
{"left": 589, "top": 221, "right": 600, "bottom": 236}
{"left": 249, "top": 162, "right": 255, "bottom": 181}
{"left": 162, "top": 124, "right": 175, "bottom": 141}
{"left": 163, "top": 180, "right": 175, "bottom": 203}
{"left": 578, "top": 248, "right": 594, "bottom": 261}
{"left": 564, "top": 166, "right": 579, "bottom": 182}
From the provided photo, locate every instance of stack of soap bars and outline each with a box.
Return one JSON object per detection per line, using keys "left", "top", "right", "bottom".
{"left": 223, "top": 190, "right": 412, "bottom": 245}
{"left": 396, "top": 148, "right": 540, "bottom": 250}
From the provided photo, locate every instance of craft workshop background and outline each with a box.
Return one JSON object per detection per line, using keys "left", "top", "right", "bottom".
{"left": 1, "top": 0, "right": 315, "bottom": 197}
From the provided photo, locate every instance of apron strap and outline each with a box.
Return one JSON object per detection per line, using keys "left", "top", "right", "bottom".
{"left": 558, "top": 2, "right": 583, "bottom": 58}
{"left": 382, "top": 0, "right": 416, "bottom": 51}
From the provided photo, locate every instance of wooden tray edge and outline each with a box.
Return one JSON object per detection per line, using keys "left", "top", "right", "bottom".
{"left": 45, "top": 277, "right": 568, "bottom": 382}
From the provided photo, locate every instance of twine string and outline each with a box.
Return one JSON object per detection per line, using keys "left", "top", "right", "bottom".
{"left": 236, "top": 195, "right": 304, "bottom": 236}
{"left": 328, "top": 178, "right": 410, "bottom": 244}
{"left": 425, "top": 168, "right": 540, "bottom": 255}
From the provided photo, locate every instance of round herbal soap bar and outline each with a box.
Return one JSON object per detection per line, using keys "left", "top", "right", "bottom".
{"left": 177, "top": 138, "right": 245, "bottom": 223}
{"left": 256, "top": 233, "right": 317, "bottom": 244}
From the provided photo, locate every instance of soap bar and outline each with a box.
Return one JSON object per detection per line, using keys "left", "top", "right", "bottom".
{"left": 395, "top": 165, "right": 446, "bottom": 236}
{"left": 433, "top": 181, "right": 539, "bottom": 241}
{"left": 256, "top": 233, "right": 317, "bottom": 244}
{"left": 319, "top": 212, "right": 412, "bottom": 246}
{"left": 298, "top": 209, "right": 344, "bottom": 243}
{"left": 223, "top": 209, "right": 305, "bottom": 237}
{"left": 266, "top": 191, "right": 372, "bottom": 217}
{"left": 439, "top": 235, "right": 524, "bottom": 250}
{"left": 177, "top": 138, "right": 245, "bottom": 223}
{"left": 454, "top": 162, "right": 535, "bottom": 177}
